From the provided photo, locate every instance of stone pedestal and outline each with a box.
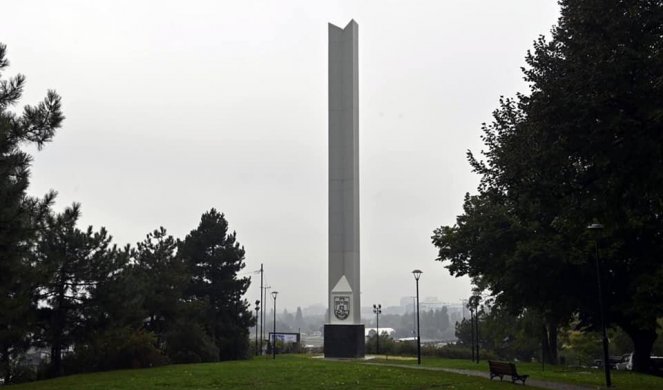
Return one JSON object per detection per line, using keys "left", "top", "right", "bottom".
{"left": 324, "top": 324, "right": 365, "bottom": 358}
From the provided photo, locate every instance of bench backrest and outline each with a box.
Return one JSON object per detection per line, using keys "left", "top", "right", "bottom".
{"left": 489, "top": 360, "right": 517, "bottom": 375}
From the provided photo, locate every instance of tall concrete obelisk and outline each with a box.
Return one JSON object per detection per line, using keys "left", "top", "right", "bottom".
{"left": 324, "top": 19, "right": 364, "bottom": 358}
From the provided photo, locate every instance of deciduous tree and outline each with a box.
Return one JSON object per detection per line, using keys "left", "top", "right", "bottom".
{"left": 434, "top": 0, "right": 663, "bottom": 372}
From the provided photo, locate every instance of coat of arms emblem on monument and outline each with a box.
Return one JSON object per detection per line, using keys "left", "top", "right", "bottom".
{"left": 333, "top": 296, "right": 350, "bottom": 320}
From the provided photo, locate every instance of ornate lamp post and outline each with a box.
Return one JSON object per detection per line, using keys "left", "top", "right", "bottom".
{"left": 588, "top": 223, "right": 611, "bottom": 387}
{"left": 254, "top": 300, "right": 260, "bottom": 356}
{"left": 373, "top": 304, "right": 382, "bottom": 354}
{"left": 412, "top": 269, "right": 422, "bottom": 365}
{"left": 271, "top": 291, "right": 278, "bottom": 360}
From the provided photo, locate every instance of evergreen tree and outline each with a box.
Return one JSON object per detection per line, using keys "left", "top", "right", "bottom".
{"left": 36, "top": 204, "right": 115, "bottom": 377}
{"left": 0, "top": 43, "right": 63, "bottom": 383}
{"left": 295, "top": 307, "right": 304, "bottom": 331}
{"left": 133, "top": 227, "right": 188, "bottom": 342}
{"left": 179, "top": 209, "right": 253, "bottom": 360}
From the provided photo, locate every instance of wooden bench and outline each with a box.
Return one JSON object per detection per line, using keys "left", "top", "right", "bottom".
{"left": 488, "top": 360, "right": 529, "bottom": 385}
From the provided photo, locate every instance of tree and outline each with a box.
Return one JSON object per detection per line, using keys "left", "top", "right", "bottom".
{"left": 179, "top": 209, "right": 253, "bottom": 360}
{"left": 36, "top": 204, "right": 116, "bottom": 377}
{"left": 433, "top": 192, "right": 582, "bottom": 363}
{"left": 0, "top": 43, "right": 63, "bottom": 383}
{"left": 433, "top": 0, "right": 663, "bottom": 372}
{"left": 295, "top": 307, "right": 304, "bottom": 331}
{"left": 420, "top": 308, "right": 451, "bottom": 340}
{"left": 133, "top": 227, "right": 188, "bottom": 342}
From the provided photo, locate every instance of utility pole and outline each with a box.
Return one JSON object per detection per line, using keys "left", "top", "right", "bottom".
{"left": 263, "top": 284, "right": 271, "bottom": 354}
{"left": 259, "top": 264, "right": 264, "bottom": 355}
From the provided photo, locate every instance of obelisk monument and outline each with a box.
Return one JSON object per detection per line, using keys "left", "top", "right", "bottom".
{"left": 324, "top": 19, "right": 365, "bottom": 358}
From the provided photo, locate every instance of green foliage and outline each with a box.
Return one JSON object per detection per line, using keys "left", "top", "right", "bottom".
{"left": 164, "top": 319, "right": 219, "bottom": 364}
{"left": 0, "top": 42, "right": 63, "bottom": 383}
{"left": 179, "top": 209, "right": 254, "bottom": 361}
{"left": 133, "top": 227, "right": 187, "bottom": 341}
{"left": 432, "top": 0, "right": 663, "bottom": 372}
{"left": 66, "top": 328, "right": 167, "bottom": 373}
{"left": 36, "top": 204, "right": 119, "bottom": 377}
{"left": 294, "top": 307, "right": 304, "bottom": 331}
{"left": 0, "top": 43, "right": 256, "bottom": 383}
{"left": 431, "top": 344, "right": 474, "bottom": 360}
{"left": 454, "top": 307, "right": 542, "bottom": 362}
{"left": 368, "top": 309, "right": 452, "bottom": 340}
{"left": 365, "top": 332, "right": 397, "bottom": 354}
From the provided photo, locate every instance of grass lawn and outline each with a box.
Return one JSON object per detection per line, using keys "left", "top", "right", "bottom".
{"left": 8, "top": 355, "right": 521, "bottom": 389}
{"left": 371, "top": 355, "right": 663, "bottom": 390}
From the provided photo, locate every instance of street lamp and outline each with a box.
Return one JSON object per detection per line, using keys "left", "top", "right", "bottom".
{"left": 373, "top": 304, "right": 382, "bottom": 355}
{"left": 469, "top": 294, "right": 481, "bottom": 363}
{"left": 412, "top": 269, "right": 422, "bottom": 365}
{"left": 254, "top": 300, "right": 260, "bottom": 356}
{"left": 271, "top": 291, "right": 278, "bottom": 360}
{"left": 466, "top": 299, "right": 475, "bottom": 362}
{"left": 259, "top": 264, "right": 264, "bottom": 356}
{"left": 262, "top": 285, "right": 271, "bottom": 354}
{"left": 588, "top": 223, "right": 611, "bottom": 387}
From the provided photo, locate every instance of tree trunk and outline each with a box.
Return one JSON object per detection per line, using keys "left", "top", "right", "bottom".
{"left": 51, "top": 342, "right": 63, "bottom": 377}
{"left": 541, "top": 325, "right": 550, "bottom": 364}
{"left": 546, "top": 321, "right": 559, "bottom": 364}
{"left": 630, "top": 328, "right": 657, "bottom": 373}
{"left": 51, "top": 274, "right": 66, "bottom": 377}
{"left": 542, "top": 318, "right": 559, "bottom": 365}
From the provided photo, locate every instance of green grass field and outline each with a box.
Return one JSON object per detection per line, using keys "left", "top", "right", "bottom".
{"left": 8, "top": 356, "right": 509, "bottom": 390}
{"left": 7, "top": 355, "right": 663, "bottom": 389}
{"left": 371, "top": 355, "right": 663, "bottom": 390}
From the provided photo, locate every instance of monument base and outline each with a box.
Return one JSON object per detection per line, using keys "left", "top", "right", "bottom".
{"left": 324, "top": 324, "right": 365, "bottom": 358}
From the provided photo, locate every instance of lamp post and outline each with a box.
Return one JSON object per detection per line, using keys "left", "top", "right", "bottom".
{"left": 411, "top": 297, "right": 416, "bottom": 338}
{"left": 271, "top": 291, "right": 278, "bottom": 360}
{"left": 254, "top": 300, "right": 260, "bottom": 356}
{"left": 469, "top": 294, "right": 481, "bottom": 363}
{"left": 373, "top": 304, "right": 382, "bottom": 355}
{"left": 588, "top": 223, "right": 611, "bottom": 387}
{"left": 467, "top": 300, "right": 475, "bottom": 362}
{"left": 259, "top": 264, "right": 264, "bottom": 355}
{"left": 412, "top": 269, "right": 422, "bottom": 365}
{"left": 262, "top": 284, "right": 271, "bottom": 354}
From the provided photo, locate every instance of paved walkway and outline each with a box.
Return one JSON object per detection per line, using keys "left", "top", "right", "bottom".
{"left": 363, "top": 363, "right": 597, "bottom": 390}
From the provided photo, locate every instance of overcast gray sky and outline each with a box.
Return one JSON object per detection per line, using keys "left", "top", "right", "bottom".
{"left": 3, "top": 0, "right": 561, "bottom": 312}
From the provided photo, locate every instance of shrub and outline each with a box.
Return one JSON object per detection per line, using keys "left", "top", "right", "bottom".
{"left": 165, "top": 321, "right": 218, "bottom": 363}
{"left": 67, "top": 328, "right": 168, "bottom": 373}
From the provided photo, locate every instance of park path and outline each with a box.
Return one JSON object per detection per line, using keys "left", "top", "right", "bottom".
{"left": 363, "top": 362, "right": 598, "bottom": 390}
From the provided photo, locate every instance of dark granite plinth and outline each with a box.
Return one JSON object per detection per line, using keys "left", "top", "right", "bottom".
{"left": 324, "top": 324, "right": 365, "bottom": 358}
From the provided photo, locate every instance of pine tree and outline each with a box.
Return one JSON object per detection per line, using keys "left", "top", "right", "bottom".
{"left": 0, "top": 43, "right": 63, "bottom": 383}
{"left": 36, "top": 204, "right": 115, "bottom": 377}
{"left": 133, "top": 227, "right": 188, "bottom": 342}
{"left": 179, "top": 209, "right": 253, "bottom": 360}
